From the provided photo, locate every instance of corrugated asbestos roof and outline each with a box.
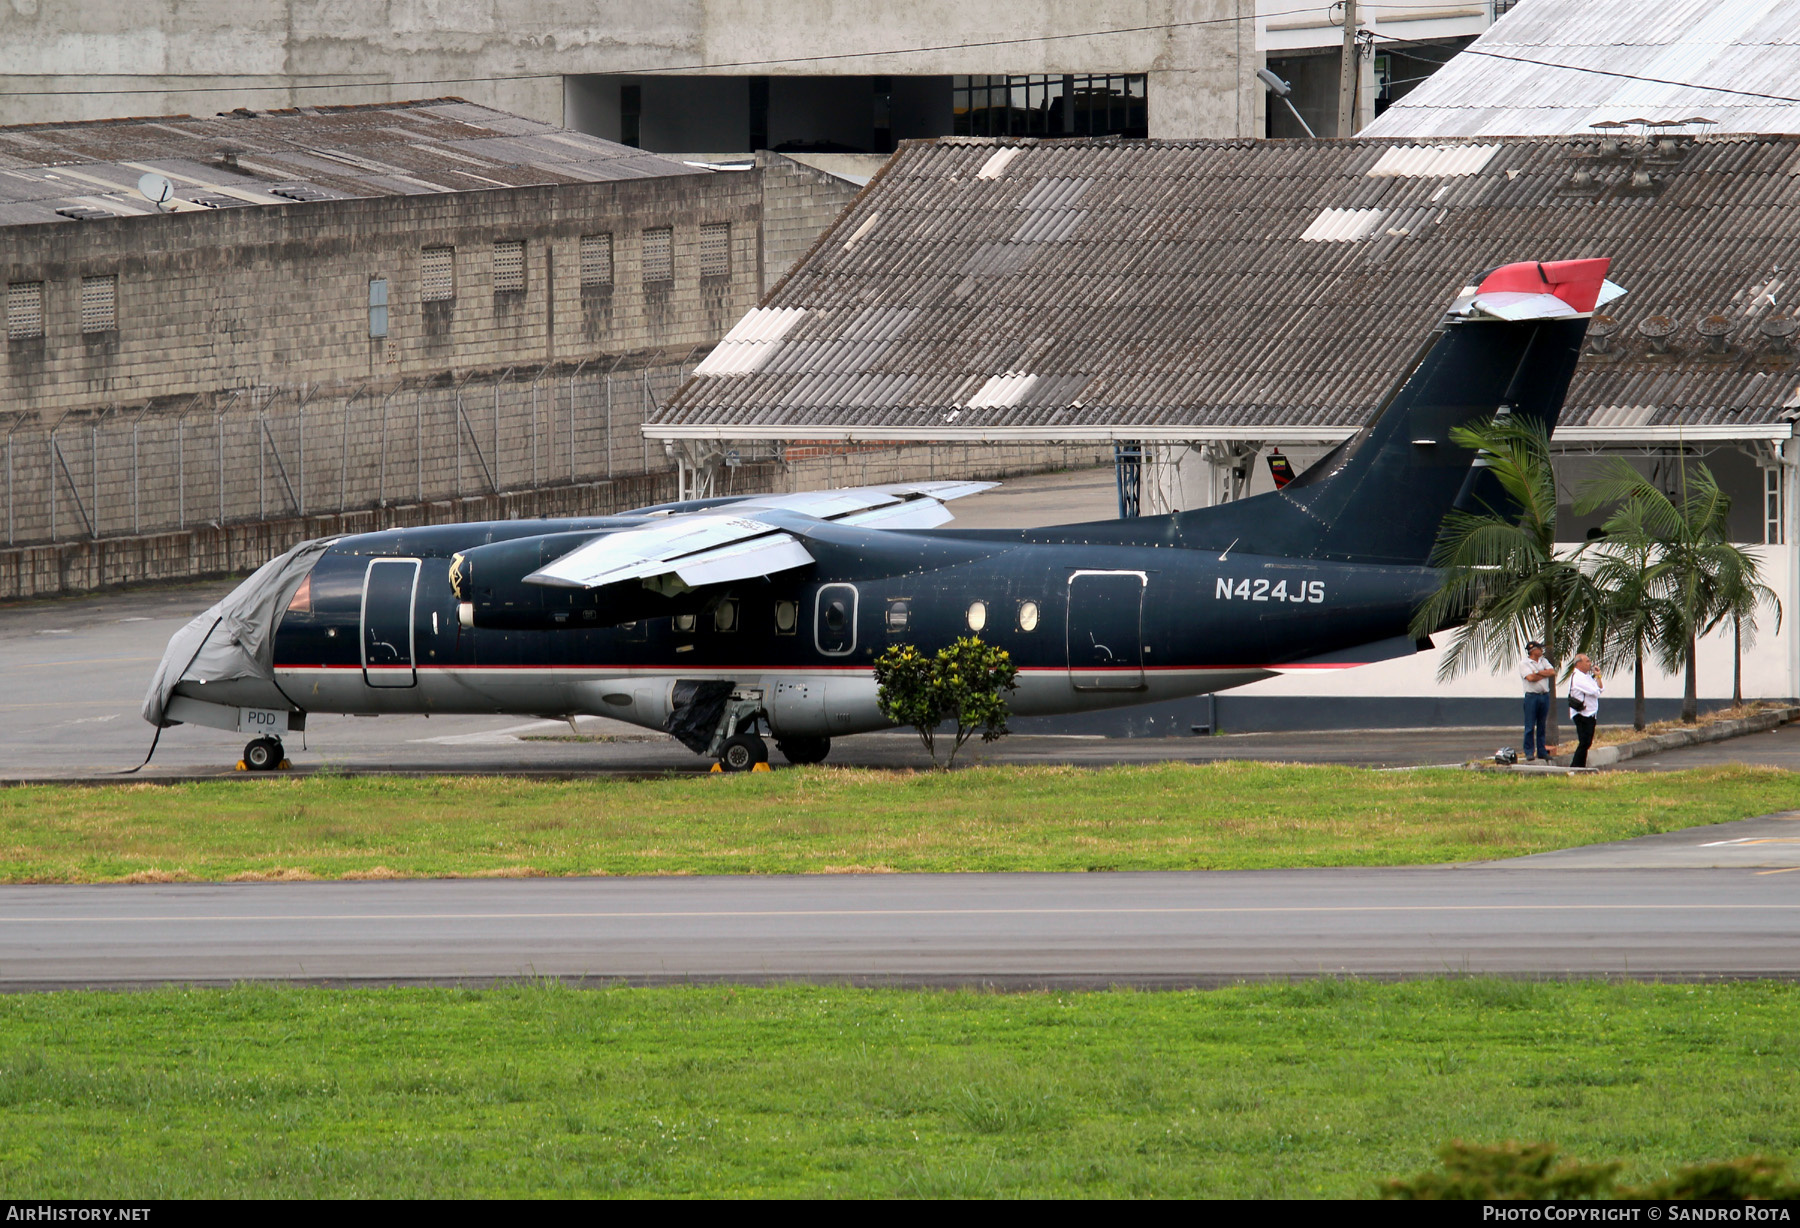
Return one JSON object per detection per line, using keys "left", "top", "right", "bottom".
{"left": 1363, "top": 0, "right": 1800, "bottom": 138}
{"left": 0, "top": 99, "right": 698, "bottom": 228}
{"left": 652, "top": 134, "right": 1800, "bottom": 440}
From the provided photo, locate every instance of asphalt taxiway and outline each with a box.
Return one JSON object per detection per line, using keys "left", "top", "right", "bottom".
{"left": 2, "top": 854, "right": 1797, "bottom": 990}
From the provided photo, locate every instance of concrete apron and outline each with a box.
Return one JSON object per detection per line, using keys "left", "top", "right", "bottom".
{"left": 1549, "top": 704, "right": 1800, "bottom": 769}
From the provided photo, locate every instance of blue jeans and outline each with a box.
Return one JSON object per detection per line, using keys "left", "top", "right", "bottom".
{"left": 1523, "top": 691, "right": 1550, "bottom": 759}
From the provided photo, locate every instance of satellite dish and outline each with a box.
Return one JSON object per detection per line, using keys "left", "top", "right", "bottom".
{"left": 136, "top": 172, "right": 175, "bottom": 208}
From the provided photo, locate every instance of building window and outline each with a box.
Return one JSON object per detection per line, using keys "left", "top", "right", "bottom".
{"left": 953, "top": 74, "right": 1148, "bottom": 139}
{"left": 368, "top": 278, "right": 389, "bottom": 338}
{"left": 493, "top": 239, "right": 525, "bottom": 293}
{"left": 580, "top": 234, "right": 613, "bottom": 287}
{"left": 699, "top": 223, "right": 730, "bottom": 278}
{"left": 79, "top": 275, "right": 116, "bottom": 333}
{"left": 642, "top": 227, "right": 673, "bottom": 284}
{"left": 6, "top": 282, "right": 43, "bottom": 340}
{"left": 1766, "top": 467, "right": 1784, "bottom": 545}
{"left": 421, "top": 246, "right": 455, "bottom": 302}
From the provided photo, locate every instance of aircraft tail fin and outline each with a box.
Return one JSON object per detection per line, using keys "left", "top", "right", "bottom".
{"left": 1171, "top": 258, "right": 1620, "bottom": 565}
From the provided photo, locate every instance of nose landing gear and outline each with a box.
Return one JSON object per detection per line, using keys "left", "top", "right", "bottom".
{"left": 241, "top": 737, "right": 289, "bottom": 772}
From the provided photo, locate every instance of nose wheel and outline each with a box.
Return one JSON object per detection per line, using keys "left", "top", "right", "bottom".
{"left": 242, "top": 737, "right": 287, "bottom": 772}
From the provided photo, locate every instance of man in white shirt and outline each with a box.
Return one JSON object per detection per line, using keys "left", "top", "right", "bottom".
{"left": 1518, "top": 641, "right": 1555, "bottom": 762}
{"left": 1567, "top": 654, "right": 1604, "bottom": 768}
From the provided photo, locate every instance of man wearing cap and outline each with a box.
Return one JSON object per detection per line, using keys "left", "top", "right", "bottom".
{"left": 1519, "top": 641, "right": 1555, "bottom": 762}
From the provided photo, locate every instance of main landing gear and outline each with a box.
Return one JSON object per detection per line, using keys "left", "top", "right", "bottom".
{"left": 715, "top": 732, "right": 833, "bottom": 771}
{"left": 241, "top": 737, "right": 289, "bottom": 772}
{"left": 703, "top": 688, "right": 834, "bottom": 772}
{"left": 719, "top": 732, "right": 769, "bottom": 772}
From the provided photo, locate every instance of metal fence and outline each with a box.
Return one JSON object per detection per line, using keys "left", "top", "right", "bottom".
{"left": 2, "top": 360, "right": 692, "bottom": 547}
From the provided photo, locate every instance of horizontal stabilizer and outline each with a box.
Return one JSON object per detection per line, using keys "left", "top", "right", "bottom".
{"left": 525, "top": 514, "right": 814, "bottom": 589}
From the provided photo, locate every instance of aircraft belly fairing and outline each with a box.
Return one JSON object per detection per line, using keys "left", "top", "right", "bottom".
{"left": 142, "top": 259, "right": 1621, "bottom": 770}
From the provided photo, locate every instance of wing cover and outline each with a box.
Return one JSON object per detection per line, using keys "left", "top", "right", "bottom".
{"left": 526, "top": 480, "right": 997, "bottom": 590}
{"left": 525, "top": 514, "right": 812, "bottom": 590}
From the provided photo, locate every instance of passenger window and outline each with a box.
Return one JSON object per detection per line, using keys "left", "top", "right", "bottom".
{"left": 886, "top": 599, "right": 911, "bottom": 633}
{"left": 674, "top": 613, "right": 697, "bottom": 633}
{"left": 774, "top": 600, "right": 798, "bottom": 635}
{"left": 714, "top": 599, "right": 738, "bottom": 632}
{"left": 1018, "top": 600, "right": 1040, "bottom": 632}
{"left": 966, "top": 600, "right": 987, "bottom": 633}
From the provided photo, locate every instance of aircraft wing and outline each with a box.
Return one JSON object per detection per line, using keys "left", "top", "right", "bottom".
{"left": 524, "top": 513, "right": 814, "bottom": 590}
{"left": 525, "top": 480, "right": 996, "bottom": 590}
{"left": 732, "top": 480, "right": 996, "bottom": 519}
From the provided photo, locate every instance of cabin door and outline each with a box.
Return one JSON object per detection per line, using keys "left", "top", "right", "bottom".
{"left": 1067, "top": 570, "right": 1146, "bottom": 691}
{"left": 361, "top": 558, "right": 421, "bottom": 688}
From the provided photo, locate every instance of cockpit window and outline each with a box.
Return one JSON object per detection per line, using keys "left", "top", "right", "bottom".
{"left": 285, "top": 575, "right": 313, "bottom": 614}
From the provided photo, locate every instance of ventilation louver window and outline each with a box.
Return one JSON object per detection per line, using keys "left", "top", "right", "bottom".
{"left": 642, "top": 227, "right": 673, "bottom": 284}
{"left": 580, "top": 234, "right": 613, "bottom": 287}
{"left": 699, "top": 223, "right": 729, "bottom": 278}
{"left": 422, "top": 246, "right": 455, "bottom": 302}
{"left": 6, "top": 282, "right": 43, "bottom": 340}
{"left": 493, "top": 239, "right": 525, "bottom": 292}
{"left": 80, "top": 275, "right": 116, "bottom": 333}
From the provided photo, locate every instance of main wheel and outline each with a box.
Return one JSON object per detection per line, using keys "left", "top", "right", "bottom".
{"left": 243, "top": 737, "right": 283, "bottom": 772}
{"left": 776, "top": 736, "right": 831, "bottom": 766}
{"left": 718, "top": 733, "right": 769, "bottom": 773}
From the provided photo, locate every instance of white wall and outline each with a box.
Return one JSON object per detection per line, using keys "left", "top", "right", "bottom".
{"left": 1235, "top": 547, "right": 1794, "bottom": 704}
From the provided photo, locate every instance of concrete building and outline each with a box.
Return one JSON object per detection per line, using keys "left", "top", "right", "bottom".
{"left": 1, "top": 1, "right": 1262, "bottom": 145}
{"left": 1260, "top": 1, "right": 1502, "bottom": 138}
{"left": 651, "top": 132, "right": 1800, "bottom": 729}
{"left": 0, "top": 99, "right": 781, "bottom": 597}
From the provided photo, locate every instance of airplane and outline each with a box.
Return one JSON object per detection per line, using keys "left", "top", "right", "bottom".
{"left": 142, "top": 258, "right": 1622, "bottom": 772}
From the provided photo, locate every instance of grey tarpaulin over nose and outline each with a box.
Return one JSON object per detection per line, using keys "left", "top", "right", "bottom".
{"left": 141, "top": 537, "right": 335, "bottom": 728}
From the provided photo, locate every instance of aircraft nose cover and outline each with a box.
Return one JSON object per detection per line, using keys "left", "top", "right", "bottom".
{"left": 140, "top": 537, "right": 333, "bottom": 727}
{"left": 1475, "top": 258, "right": 1613, "bottom": 314}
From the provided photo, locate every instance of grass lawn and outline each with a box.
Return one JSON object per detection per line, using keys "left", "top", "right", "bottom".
{"left": 1, "top": 980, "right": 1795, "bottom": 1198}
{"left": 1, "top": 761, "right": 1796, "bottom": 883}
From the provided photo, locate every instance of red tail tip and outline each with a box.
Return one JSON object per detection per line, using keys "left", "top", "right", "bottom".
{"left": 1476, "top": 258, "right": 1613, "bottom": 314}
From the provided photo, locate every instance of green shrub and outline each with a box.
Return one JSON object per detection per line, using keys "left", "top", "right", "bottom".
{"left": 873, "top": 637, "right": 1018, "bottom": 768}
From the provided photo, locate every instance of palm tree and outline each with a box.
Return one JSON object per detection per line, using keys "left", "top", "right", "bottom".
{"left": 1584, "top": 500, "right": 1670, "bottom": 731}
{"left": 1410, "top": 416, "right": 1606, "bottom": 750}
{"left": 1578, "top": 458, "right": 1780, "bottom": 722}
